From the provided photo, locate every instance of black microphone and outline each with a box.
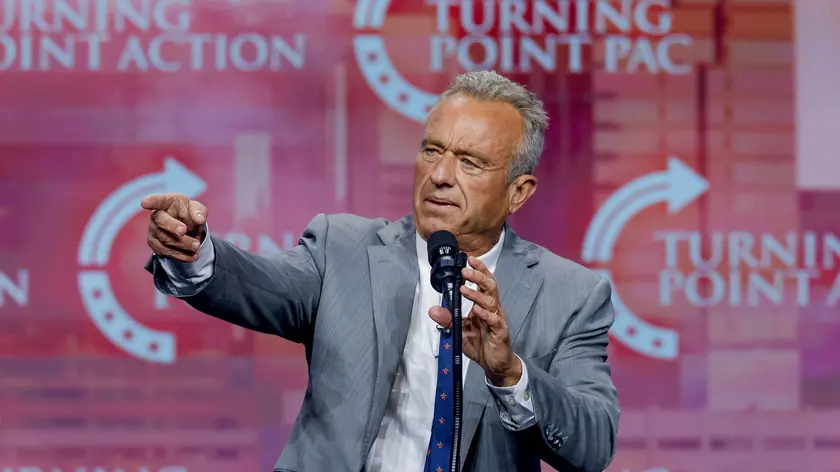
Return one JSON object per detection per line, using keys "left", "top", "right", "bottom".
{"left": 427, "top": 230, "right": 466, "bottom": 472}
{"left": 428, "top": 230, "right": 459, "bottom": 294}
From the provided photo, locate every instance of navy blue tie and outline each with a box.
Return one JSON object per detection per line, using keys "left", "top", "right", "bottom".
{"left": 425, "top": 296, "right": 454, "bottom": 472}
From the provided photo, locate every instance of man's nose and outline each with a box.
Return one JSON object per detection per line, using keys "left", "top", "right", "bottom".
{"left": 429, "top": 153, "right": 457, "bottom": 186}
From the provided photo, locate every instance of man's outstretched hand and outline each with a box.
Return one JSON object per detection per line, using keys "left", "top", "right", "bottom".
{"left": 141, "top": 193, "right": 208, "bottom": 262}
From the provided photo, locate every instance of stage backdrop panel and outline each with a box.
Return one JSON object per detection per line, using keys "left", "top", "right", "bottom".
{"left": 0, "top": 1, "right": 838, "bottom": 472}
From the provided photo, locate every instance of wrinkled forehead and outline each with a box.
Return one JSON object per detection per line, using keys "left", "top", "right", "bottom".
{"left": 423, "top": 94, "right": 523, "bottom": 155}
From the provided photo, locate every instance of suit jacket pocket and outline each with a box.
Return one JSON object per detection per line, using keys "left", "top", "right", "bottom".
{"left": 526, "top": 348, "right": 558, "bottom": 372}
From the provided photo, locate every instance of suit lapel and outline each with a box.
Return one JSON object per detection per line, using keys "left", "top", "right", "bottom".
{"left": 362, "top": 216, "right": 419, "bottom": 457}
{"left": 459, "top": 226, "right": 544, "bottom": 466}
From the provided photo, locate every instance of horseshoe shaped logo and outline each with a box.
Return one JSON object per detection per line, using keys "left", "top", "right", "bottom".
{"left": 77, "top": 158, "right": 206, "bottom": 364}
{"left": 581, "top": 157, "right": 709, "bottom": 360}
{"left": 353, "top": 0, "right": 439, "bottom": 123}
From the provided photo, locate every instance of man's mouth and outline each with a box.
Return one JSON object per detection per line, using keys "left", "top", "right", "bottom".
{"left": 426, "top": 197, "right": 457, "bottom": 207}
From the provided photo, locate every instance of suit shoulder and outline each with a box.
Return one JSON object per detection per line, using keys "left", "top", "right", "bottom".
{"left": 528, "top": 241, "right": 605, "bottom": 291}
{"left": 319, "top": 213, "right": 400, "bottom": 243}
{"left": 323, "top": 213, "right": 389, "bottom": 231}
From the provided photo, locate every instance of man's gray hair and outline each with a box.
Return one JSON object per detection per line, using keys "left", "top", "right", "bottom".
{"left": 438, "top": 70, "right": 548, "bottom": 179}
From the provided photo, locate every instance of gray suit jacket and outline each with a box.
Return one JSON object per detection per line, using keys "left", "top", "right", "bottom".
{"left": 147, "top": 213, "right": 619, "bottom": 472}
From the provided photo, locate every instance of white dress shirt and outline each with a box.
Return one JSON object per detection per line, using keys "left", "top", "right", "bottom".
{"left": 157, "top": 227, "right": 536, "bottom": 472}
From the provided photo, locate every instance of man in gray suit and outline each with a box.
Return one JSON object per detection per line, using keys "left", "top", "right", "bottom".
{"left": 141, "top": 71, "right": 619, "bottom": 472}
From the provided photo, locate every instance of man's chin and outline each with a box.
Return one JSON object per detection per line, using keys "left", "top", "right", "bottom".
{"left": 415, "top": 213, "right": 459, "bottom": 237}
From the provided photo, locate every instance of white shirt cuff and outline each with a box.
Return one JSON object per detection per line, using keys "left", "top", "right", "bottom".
{"left": 485, "top": 354, "right": 537, "bottom": 431}
{"left": 157, "top": 224, "right": 215, "bottom": 294}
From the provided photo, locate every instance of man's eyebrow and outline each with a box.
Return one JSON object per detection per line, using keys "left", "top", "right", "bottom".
{"left": 461, "top": 151, "right": 491, "bottom": 166}
{"left": 420, "top": 137, "right": 491, "bottom": 165}
{"left": 421, "top": 137, "right": 442, "bottom": 148}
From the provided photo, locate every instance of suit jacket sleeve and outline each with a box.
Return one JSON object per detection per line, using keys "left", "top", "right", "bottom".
{"left": 145, "top": 213, "right": 328, "bottom": 344}
{"left": 525, "top": 277, "right": 619, "bottom": 472}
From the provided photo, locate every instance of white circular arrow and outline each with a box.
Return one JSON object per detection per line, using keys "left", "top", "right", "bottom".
{"left": 581, "top": 157, "right": 709, "bottom": 360}
{"left": 77, "top": 158, "right": 207, "bottom": 364}
{"left": 353, "top": 0, "right": 438, "bottom": 123}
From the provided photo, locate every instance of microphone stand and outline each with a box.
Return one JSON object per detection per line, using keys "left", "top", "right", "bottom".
{"left": 447, "top": 252, "right": 468, "bottom": 472}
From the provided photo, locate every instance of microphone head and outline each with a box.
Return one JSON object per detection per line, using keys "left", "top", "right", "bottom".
{"left": 428, "top": 230, "right": 458, "bottom": 265}
{"left": 428, "top": 230, "right": 459, "bottom": 293}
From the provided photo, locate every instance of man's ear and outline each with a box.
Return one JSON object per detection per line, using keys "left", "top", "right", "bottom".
{"left": 508, "top": 174, "right": 537, "bottom": 215}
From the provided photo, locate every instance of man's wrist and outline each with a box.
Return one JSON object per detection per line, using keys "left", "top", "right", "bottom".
{"left": 487, "top": 354, "right": 523, "bottom": 387}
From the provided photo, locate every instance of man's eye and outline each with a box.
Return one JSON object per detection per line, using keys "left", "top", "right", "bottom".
{"left": 424, "top": 148, "right": 439, "bottom": 154}
{"left": 461, "top": 158, "right": 478, "bottom": 168}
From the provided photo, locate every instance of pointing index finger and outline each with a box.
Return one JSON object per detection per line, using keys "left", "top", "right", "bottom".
{"left": 140, "top": 194, "right": 172, "bottom": 211}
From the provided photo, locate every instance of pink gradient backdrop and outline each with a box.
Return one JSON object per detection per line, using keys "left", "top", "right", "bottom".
{"left": 0, "top": 1, "right": 838, "bottom": 471}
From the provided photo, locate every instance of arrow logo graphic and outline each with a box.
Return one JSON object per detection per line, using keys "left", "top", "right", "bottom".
{"left": 78, "top": 158, "right": 206, "bottom": 267}
{"left": 581, "top": 157, "right": 709, "bottom": 360}
{"left": 352, "top": 0, "right": 438, "bottom": 123}
{"left": 583, "top": 157, "right": 709, "bottom": 263}
{"left": 77, "top": 158, "right": 207, "bottom": 364}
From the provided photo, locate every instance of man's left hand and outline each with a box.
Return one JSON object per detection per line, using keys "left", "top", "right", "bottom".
{"left": 429, "top": 255, "right": 522, "bottom": 387}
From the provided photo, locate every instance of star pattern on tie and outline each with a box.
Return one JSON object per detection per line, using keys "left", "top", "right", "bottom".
{"left": 425, "top": 296, "right": 455, "bottom": 472}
